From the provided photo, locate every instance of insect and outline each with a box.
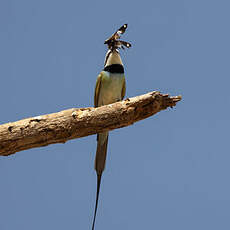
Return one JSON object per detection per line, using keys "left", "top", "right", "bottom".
{"left": 104, "top": 24, "right": 132, "bottom": 50}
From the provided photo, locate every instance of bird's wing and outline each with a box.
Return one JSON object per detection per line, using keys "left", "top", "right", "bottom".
{"left": 121, "top": 76, "right": 126, "bottom": 100}
{"left": 94, "top": 73, "right": 103, "bottom": 108}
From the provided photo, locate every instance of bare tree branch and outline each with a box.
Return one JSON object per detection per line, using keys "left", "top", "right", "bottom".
{"left": 0, "top": 91, "right": 181, "bottom": 156}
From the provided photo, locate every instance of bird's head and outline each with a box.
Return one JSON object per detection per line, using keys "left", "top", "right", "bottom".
{"left": 104, "top": 24, "right": 131, "bottom": 67}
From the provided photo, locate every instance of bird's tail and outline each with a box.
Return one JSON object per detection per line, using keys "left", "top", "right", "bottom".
{"left": 92, "top": 132, "right": 109, "bottom": 230}
{"left": 94, "top": 132, "right": 109, "bottom": 174}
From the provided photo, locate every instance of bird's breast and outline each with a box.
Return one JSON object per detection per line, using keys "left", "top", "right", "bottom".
{"left": 98, "top": 71, "right": 125, "bottom": 106}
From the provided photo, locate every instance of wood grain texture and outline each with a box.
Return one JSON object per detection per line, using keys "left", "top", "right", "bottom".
{"left": 0, "top": 91, "right": 181, "bottom": 156}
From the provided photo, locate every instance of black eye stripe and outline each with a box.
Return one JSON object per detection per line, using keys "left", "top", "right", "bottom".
{"left": 104, "top": 50, "right": 112, "bottom": 66}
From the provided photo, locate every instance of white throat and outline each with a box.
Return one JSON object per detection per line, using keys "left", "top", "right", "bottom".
{"left": 104, "top": 49, "right": 123, "bottom": 67}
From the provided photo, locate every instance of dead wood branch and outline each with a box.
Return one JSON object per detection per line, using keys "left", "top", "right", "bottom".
{"left": 0, "top": 91, "right": 181, "bottom": 156}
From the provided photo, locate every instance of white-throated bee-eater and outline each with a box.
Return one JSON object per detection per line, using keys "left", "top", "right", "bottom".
{"left": 92, "top": 24, "right": 131, "bottom": 230}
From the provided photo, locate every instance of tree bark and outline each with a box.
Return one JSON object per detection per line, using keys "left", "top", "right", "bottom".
{"left": 0, "top": 91, "right": 181, "bottom": 156}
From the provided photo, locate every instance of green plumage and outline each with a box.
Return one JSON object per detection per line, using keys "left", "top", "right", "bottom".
{"left": 94, "top": 71, "right": 126, "bottom": 108}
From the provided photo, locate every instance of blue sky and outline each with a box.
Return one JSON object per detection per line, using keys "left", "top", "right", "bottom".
{"left": 1, "top": 0, "right": 230, "bottom": 229}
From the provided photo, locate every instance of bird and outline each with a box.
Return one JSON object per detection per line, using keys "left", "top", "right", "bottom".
{"left": 92, "top": 24, "right": 131, "bottom": 230}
